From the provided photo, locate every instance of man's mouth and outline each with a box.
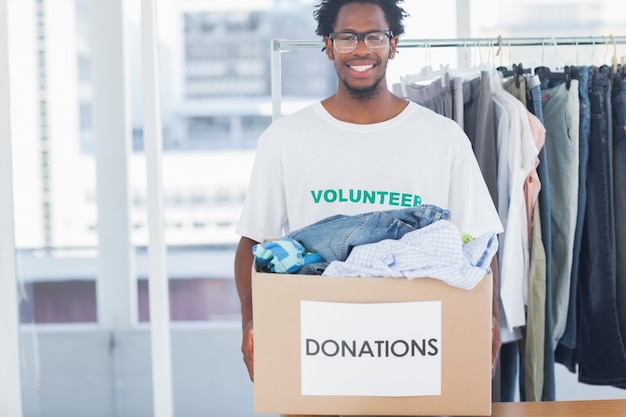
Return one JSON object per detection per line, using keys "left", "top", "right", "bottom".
{"left": 350, "top": 64, "right": 374, "bottom": 72}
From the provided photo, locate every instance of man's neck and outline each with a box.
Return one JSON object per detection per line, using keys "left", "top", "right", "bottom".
{"left": 321, "top": 89, "right": 409, "bottom": 124}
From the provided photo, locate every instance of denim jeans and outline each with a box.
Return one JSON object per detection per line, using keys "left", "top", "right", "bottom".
{"left": 528, "top": 75, "right": 556, "bottom": 401}
{"left": 611, "top": 71, "right": 626, "bottom": 357}
{"left": 499, "top": 341, "right": 523, "bottom": 402}
{"left": 286, "top": 205, "right": 451, "bottom": 275}
{"left": 578, "top": 67, "right": 626, "bottom": 388}
{"left": 555, "top": 66, "right": 591, "bottom": 370}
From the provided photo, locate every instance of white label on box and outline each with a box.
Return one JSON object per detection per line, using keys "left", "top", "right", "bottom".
{"left": 300, "top": 300, "right": 442, "bottom": 397}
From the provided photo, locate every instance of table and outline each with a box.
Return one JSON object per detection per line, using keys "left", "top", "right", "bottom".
{"left": 283, "top": 399, "right": 626, "bottom": 417}
{"left": 490, "top": 399, "right": 626, "bottom": 416}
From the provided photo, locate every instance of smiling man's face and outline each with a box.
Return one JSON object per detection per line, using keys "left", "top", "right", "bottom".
{"left": 324, "top": 2, "right": 397, "bottom": 102}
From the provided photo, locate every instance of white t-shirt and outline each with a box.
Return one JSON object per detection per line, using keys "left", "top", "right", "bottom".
{"left": 236, "top": 101, "right": 503, "bottom": 242}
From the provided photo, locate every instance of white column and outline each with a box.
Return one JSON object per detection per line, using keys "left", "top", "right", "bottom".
{"left": 141, "top": 0, "right": 174, "bottom": 416}
{"left": 456, "top": 0, "right": 472, "bottom": 67}
{"left": 91, "top": 0, "right": 136, "bottom": 330}
{"left": 271, "top": 39, "right": 282, "bottom": 121}
{"left": 0, "top": 0, "right": 25, "bottom": 415}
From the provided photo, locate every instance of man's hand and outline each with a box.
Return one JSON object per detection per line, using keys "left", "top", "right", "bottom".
{"left": 490, "top": 257, "right": 501, "bottom": 378}
{"left": 492, "top": 314, "right": 501, "bottom": 378}
{"left": 235, "top": 236, "right": 258, "bottom": 382}
{"left": 242, "top": 320, "right": 255, "bottom": 381}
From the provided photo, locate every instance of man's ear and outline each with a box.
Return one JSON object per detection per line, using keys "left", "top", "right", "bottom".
{"left": 388, "top": 36, "right": 399, "bottom": 59}
{"left": 324, "top": 37, "right": 334, "bottom": 60}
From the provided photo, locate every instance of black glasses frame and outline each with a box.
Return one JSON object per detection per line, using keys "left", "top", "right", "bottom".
{"left": 329, "top": 30, "right": 394, "bottom": 53}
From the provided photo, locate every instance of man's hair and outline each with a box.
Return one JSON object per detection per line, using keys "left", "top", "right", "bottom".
{"left": 313, "top": 0, "right": 408, "bottom": 38}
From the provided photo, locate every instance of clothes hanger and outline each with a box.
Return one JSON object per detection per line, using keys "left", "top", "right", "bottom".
{"left": 590, "top": 35, "right": 597, "bottom": 67}
{"left": 494, "top": 36, "right": 529, "bottom": 88}
{"left": 497, "top": 63, "right": 531, "bottom": 88}
{"left": 611, "top": 34, "right": 619, "bottom": 73}
{"left": 533, "top": 38, "right": 577, "bottom": 88}
{"left": 400, "top": 64, "right": 450, "bottom": 87}
{"left": 574, "top": 36, "right": 580, "bottom": 66}
{"left": 399, "top": 40, "right": 449, "bottom": 95}
{"left": 534, "top": 65, "right": 576, "bottom": 89}
{"left": 450, "top": 39, "right": 484, "bottom": 80}
{"left": 476, "top": 37, "right": 496, "bottom": 72}
{"left": 495, "top": 35, "right": 505, "bottom": 69}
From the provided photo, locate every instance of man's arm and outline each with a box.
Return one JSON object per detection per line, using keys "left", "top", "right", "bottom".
{"left": 234, "top": 236, "right": 258, "bottom": 381}
{"left": 491, "top": 256, "right": 501, "bottom": 379}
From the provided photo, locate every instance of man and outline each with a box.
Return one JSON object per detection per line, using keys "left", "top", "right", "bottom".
{"left": 234, "top": 0, "right": 503, "bottom": 382}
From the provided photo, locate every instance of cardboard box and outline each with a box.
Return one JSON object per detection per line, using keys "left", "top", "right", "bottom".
{"left": 252, "top": 267, "right": 493, "bottom": 416}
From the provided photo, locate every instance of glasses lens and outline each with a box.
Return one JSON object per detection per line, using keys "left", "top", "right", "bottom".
{"left": 331, "top": 31, "right": 390, "bottom": 53}
{"left": 334, "top": 33, "right": 357, "bottom": 53}
{"left": 365, "top": 32, "right": 390, "bottom": 50}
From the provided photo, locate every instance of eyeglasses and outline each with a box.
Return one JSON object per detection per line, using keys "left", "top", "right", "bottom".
{"left": 329, "top": 30, "right": 393, "bottom": 53}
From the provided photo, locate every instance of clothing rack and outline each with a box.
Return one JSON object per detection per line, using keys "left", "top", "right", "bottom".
{"left": 271, "top": 35, "right": 626, "bottom": 120}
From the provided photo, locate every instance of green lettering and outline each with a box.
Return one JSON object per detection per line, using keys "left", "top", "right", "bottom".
{"left": 324, "top": 189, "right": 337, "bottom": 203}
{"left": 401, "top": 193, "right": 412, "bottom": 207}
{"left": 311, "top": 190, "right": 323, "bottom": 204}
{"left": 376, "top": 191, "right": 389, "bottom": 204}
{"left": 349, "top": 189, "right": 362, "bottom": 203}
{"left": 311, "top": 189, "right": 421, "bottom": 207}
{"left": 363, "top": 190, "right": 375, "bottom": 204}
{"left": 338, "top": 189, "right": 348, "bottom": 202}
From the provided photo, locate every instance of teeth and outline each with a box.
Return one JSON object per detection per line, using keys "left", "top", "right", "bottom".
{"left": 351, "top": 64, "right": 373, "bottom": 72}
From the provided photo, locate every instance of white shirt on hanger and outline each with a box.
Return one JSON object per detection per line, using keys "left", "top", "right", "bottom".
{"left": 491, "top": 72, "right": 540, "bottom": 335}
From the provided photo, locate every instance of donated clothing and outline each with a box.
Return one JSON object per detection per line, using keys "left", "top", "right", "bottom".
{"left": 322, "top": 219, "right": 498, "bottom": 290}
{"left": 253, "top": 237, "right": 323, "bottom": 273}
{"left": 287, "top": 205, "right": 450, "bottom": 275}
{"left": 236, "top": 100, "right": 503, "bottom": 245}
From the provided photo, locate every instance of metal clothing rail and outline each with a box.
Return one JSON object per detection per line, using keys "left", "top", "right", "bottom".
{"left": 270, "top": 35, "right": 626, "bottom": 120}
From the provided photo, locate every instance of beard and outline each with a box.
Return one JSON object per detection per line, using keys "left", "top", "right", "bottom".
{"left": 342, "top": 73, "right": 385, "bottom": 102}
{"left": 335, "top": 57, "right": 388, "bottom": 102}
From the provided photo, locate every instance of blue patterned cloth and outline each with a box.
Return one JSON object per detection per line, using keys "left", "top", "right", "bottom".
{"left": 322, "top": 219, "right": 498, "bottom": 290}
{"left": 253, "top": 237, "right": 323, "bottom": 273}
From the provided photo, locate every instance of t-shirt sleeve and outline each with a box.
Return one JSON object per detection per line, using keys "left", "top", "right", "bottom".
{"left": 447, "top": 133, "right": 504, "bottom": 237}
{"left": 235, "top": 128, "right": 288, "bottom": 242}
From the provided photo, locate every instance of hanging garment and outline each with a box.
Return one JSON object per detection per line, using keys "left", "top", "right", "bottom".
{"left": 525, "top": 201, "right": 547, "bottom": 400}
{"left": 493, "top": 72, "right": 542, "bottom": 402}
{"left": 498, "top": 72, "right": 548, "bottom": 402}
{"left": 492, "top": 72, "right": 537, "bottom": 336}
{"left": 578, "top": 66, "right": 626, "bottom": 389}
{"left": 392, "top": 73, "right": 453, "bottom": 119}
{"left": 555, "top": 65, "right": 591, "bottom": 372}
{"left": 451, "top": 76, "right": 465, "bottom": 129}
{"left": 526, "top": 72, "right": 556, "bottom": 401}
{"left": 612, "top": 70, "right": 626, "bottom": 356}
{"left": 463, "top": 71, "right": 498, "bottom": 205}
{"left": 540, "top": 77, "right": 581, "bottom": 347}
